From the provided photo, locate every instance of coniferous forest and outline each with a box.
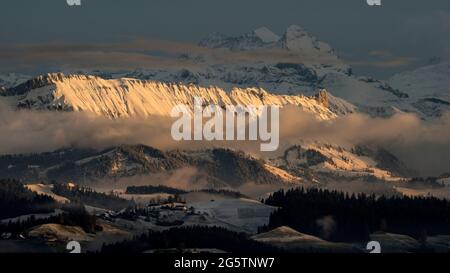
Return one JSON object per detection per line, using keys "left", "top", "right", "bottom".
{"left": 0, "top": 179, "right": 56, "bottom": 220}
{"left": 0, "top": 203, "right": 101, "bottom": 235}
{"left": 263, "top": 188, "right": 450, "bottom": 242}
{"left": 52, "top": 183, "right": 134, "bottom": 210}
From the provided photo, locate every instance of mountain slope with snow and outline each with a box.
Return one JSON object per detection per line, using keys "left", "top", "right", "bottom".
{"left": 0, "top": 145, "right": 303, "bottom": 188}
{"left": 0, "top": 73, "right": 29, "bottom": 89}
{"left": 390, "top": 61, "right": 450, "bottom": 100}
{"left": 4, "top": 73, "right": 344, "bottom": 120}
{"left": 278, "top": 25, "right": 336, "bottom": 58}
{"left": 389, "top": 61, "right": 450, "bottom": 117}
{"left": 270, "top": 143, "right": 408, "bottom": 181}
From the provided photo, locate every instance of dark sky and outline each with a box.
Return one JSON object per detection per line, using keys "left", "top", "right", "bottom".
{"left": 1, "top": 0, "right": 450, "bottom": 78}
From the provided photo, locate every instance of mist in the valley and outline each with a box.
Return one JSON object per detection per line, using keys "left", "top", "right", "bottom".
{"left": 93, "top": 167, "right": 209, "bottom": 193}
{"left": 1, "top": 102, "right": 450, "bottom": 177}
{"left": 278, "top": 106, "right": 450, "bottom": 176}
{"left": 92, "top": 170, "right": 292, "bottom": 199}
{"left": 316, "top": 216, "right": 336, "bottom": 240}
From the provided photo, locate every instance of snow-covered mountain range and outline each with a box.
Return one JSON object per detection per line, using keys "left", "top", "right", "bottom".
{"left": 1, "top": 142, "right": 415, "bottom": 189}
{"left": 199, "top": 25, "right": 340, "bottom": 65}
{"left": 2, "top": 25, "right": 446, "bottom": 119}
{"left": 0, "top": 73, "right": 29, "bottom": 93}
{"left": 0, "top": 24, "right": 448, "bottom": 187}
{"left": 1, "top": 73, "right": 348, "bottom": 120}
{"left": 194, "top": 25, "right": 443, "bottom": 118}
{"left": 0, "top": 144, "right": 302, "bottom": 188}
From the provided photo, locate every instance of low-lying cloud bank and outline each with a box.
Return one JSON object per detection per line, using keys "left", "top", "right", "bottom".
{"left": 0, "top": 39, "right": 341, "bottom": 74}
{"left": 0, "top": 103, "right": 449, "bottom": 176}
{"left": 279, "top": 107, "right": 450, "bottom": 176}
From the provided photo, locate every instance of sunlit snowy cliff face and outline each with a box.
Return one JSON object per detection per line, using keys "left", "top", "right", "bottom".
{"left": 4, "top": 73, "right": 347, "bottom": 120}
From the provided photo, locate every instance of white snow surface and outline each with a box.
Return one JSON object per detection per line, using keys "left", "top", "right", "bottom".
{"left": 0, "top": 73, "right": 29, "bottom": 88}
{"left": 389, "top": 61, "right": 450, "bottom": 101}
{"left": 190, "top": 198, "right": 277, "bottom": 233}
{"left": 254, "top": 27, "right": 280, "bottom": 43}
{"left": 389, "top": 61, "right": 450, "bottom": 117}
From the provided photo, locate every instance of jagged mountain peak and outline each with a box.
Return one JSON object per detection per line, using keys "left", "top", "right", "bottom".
{"left": 198, "top": 24, "right": 336, "bottom": 56}
{"left": 280, "top": 24, "right": 335, "bottom": 56}
{"left": 198, "top": 27, "right": 276, "bottom": 51}
{"left": 5, "top": 73, "right": 99, "bottom": 96}
{"left": 284, "top": 24, "right": 307, "bottom": 37}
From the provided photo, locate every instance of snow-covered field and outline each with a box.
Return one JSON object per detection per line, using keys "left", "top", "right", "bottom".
{"left": 189, "top": 197, "right": 277, "bottom": 234}
{"left": 107, "top": 191, "right": 276, "bottom": 234}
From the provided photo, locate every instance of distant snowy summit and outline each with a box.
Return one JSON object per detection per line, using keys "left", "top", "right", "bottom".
{"left": 0, "top": 73, "right": 29, "bottom": 91}
{"left": 198, "top": 27, "right": 279, "bottom": 50}
{"left": 199, "top": 25, "right": 336, "bottom": 59}
{"left": 198, "top": 25, "right": 342, "bottom": 73}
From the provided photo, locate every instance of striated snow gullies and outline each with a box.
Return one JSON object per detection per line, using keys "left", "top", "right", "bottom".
{"left": 11, "top": 73, "right": 339, "bottom": 120}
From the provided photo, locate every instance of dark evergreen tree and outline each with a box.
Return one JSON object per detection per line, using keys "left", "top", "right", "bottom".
{"left": 263, "top": 187, "right": 450, "bottom": 242}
